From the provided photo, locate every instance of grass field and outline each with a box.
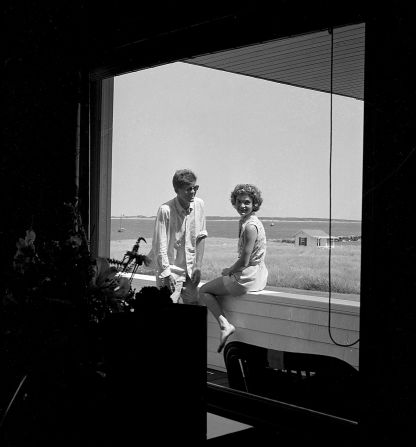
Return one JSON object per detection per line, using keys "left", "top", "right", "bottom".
{"left": 110, "top": 236, "right": 361, "bottom": 295}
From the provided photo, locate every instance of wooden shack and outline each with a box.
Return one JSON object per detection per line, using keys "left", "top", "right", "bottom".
{"left": 294, "top": 229, "right": 337, "bottom": 247}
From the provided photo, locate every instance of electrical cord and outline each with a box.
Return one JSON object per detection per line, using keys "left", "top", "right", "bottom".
{"left": 328, "top": 27, "right": 360, "bottom": 348}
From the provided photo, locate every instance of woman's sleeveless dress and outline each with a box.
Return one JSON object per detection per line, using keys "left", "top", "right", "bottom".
{"left": 223, "top": 214, "right": 268, "bottom": 296}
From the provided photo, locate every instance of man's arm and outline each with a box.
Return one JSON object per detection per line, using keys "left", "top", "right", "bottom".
{"left": 191, "top": 198, "right": 208, "bottom": 286}
{"left": 191, "top": 236, "right": 205, "bottom": 286}
{"left": 153, "top": 206, "right": 172, "bottom": 279}
{"left": 195, "top": 236, "right": 205, "bottom": 269}
{"left": 153, "top": 206, "right": 177, "bottom": 293}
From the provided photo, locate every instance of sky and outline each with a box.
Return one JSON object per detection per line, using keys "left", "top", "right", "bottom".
{"left": 111, "top": 62, "right": 364, "bottom": 220}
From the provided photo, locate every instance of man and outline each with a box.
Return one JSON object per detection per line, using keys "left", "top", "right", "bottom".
{"left": 149, "top": 169, "right": 207, "bottom": 304}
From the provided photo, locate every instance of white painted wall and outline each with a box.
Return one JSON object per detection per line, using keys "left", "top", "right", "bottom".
{"left": 207, "top": 289, "right": 359, "bottom": 371}
{"left": 128, "top": 274, "right": 360, "bottom": 371}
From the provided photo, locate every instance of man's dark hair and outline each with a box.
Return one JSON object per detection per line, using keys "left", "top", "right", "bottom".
{"left": 172, "top": 169, "right": 197, "bottom": 192}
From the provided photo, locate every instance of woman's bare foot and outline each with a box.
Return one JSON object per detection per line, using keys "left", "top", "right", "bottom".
{"left": 217, "top": 324, "right": 235, "bottom": 353}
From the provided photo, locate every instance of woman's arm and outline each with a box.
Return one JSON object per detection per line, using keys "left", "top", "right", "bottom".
{"left": 227, "top": 224, "right": 257, "bottom": 275}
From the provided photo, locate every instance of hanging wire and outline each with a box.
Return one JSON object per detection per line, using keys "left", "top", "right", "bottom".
{"left": 328, "top": 27, "right": 359, "bottom": 348}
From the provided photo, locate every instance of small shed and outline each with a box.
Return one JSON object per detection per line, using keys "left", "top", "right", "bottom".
{"left": 294, "top": 229, "right": 336, "bottom": 248}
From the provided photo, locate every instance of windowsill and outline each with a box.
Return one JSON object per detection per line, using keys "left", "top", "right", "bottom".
{"left": 126, "top": 273, "right": 360, "bottom": 370}
{"left": 124, "top": 273, "right": 359, "bottom": 305}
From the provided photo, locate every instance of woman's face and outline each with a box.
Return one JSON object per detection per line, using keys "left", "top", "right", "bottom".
{"left": 234, "top": 193, "right": 254, "bottom": 218}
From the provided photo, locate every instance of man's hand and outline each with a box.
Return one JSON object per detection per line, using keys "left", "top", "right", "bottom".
{"left": 191, "top": 268, "right": 201, "bottom": 286}
{"left": 163, "top": 275, "right": 176, "bottom": 293}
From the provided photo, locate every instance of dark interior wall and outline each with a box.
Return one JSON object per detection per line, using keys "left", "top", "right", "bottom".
{"left": 3, "top": 2, "right": 86, "bottom": 249}
{"left": 2, "top": 1, "right": 416, "bottom": 442}
{"left": 360, "top": 13, "right": 416, "bottom": 440}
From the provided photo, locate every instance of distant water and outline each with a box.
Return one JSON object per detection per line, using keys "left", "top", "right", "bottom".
{"left": 111, "top": 218, "right": 361, "bottom": 241}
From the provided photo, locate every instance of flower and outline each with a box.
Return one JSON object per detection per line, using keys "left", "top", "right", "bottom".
{"left": 87, "top": 257, "right": 132, "bottom": 321}
{"left": 0, "top": 202, "right": 154, "bottom": 429}
{"left": 12, "top": 229, "right": 37, "bottom": 274}
{"left": 2, "top": 202, "right": 151, "bottom": 324}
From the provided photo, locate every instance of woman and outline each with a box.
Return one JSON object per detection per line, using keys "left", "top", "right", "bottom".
{"left": 199, "top": 184, "right": 268, "bottom": 353}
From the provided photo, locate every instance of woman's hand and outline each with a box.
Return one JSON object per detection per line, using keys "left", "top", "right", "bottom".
{"left": 221, "top": 267, "right": 232, "bottom": 276}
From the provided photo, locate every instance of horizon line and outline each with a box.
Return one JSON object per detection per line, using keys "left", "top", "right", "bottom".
{"left": 111, "top": 215, "right": 362, "bottom": 222}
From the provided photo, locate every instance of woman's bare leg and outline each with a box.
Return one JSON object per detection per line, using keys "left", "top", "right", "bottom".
{"left": 199, "top": 277, "right": 235, "bottom": 353}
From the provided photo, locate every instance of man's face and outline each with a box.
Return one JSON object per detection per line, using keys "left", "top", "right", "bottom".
{"left": 176, "top": 181, "right": 199, "bottom": 208}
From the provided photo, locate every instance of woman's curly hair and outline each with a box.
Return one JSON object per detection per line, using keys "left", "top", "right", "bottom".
{"left": 230, "top": 184, "right": 263, "bottom": 211}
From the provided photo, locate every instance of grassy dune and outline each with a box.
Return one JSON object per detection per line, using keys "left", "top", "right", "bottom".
{"left": 110, "top": 237, "right": 361, "bottom": 295}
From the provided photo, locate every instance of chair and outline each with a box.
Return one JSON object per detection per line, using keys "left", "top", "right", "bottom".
{"left": 223, "top": 341, "right": 360, "bottom": 420}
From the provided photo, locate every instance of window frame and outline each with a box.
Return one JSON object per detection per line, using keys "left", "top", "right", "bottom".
{"left": 87, "top": 17, "right": 365, "bottom": 434}
{"left": 89, "top": 78, "right": 114, "bottom": 258}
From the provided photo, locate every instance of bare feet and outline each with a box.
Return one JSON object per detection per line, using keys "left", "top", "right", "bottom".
{"left": 217, "top": 324, "right": 235, "bottom": 353}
